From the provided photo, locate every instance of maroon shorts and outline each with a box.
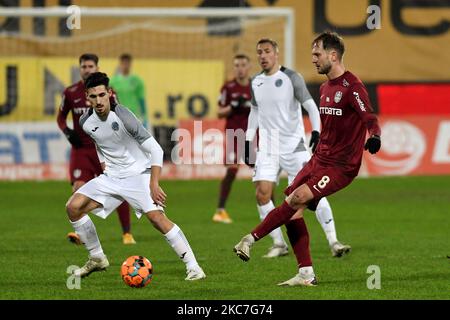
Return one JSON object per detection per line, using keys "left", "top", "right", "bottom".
{"left": 284, "top": 158, "right": 355, "bottom": 211}
{"left": 69, "top": 147, "right": 103, "bottom": 184}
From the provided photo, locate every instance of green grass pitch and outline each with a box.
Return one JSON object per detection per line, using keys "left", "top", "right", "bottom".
{"left": 0, "top": 176, "right": 448, "bottom": 300}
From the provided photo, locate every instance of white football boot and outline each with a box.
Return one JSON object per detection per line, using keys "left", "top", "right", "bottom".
{"left": 73, "top": 256, "right": 109, "bottom": 278}
{"left": 233, "top": 234, "right": 255, "bottom": 262}
{"left": 263, "top": 244, "right": 289, "bottom": 258}
{"left": 185, "top": 266, "right": 206, "bottom": 281}
{"left": 278, "top": 268, "right": 318, "bottom": 287}
{"left": 330, "top": 241, "right": 351, "bottom": 257}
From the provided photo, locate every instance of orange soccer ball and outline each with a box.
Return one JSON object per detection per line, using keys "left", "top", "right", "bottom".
{"left": 121, "top": 256, "right": 153, "bottom": 288}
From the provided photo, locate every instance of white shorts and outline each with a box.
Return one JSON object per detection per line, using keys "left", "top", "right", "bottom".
{"left": 252, "top": 151, "right": 311, "bottom": 185}
{"left": 76, "top": 173, "right": 164, "bottom": 219}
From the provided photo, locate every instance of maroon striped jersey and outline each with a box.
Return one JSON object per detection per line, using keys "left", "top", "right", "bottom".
{"left": 315, "top": 71, "right": 381, "bottom": 176}
{"left": 218, "top": 79, "right": 251, "bottom": 131}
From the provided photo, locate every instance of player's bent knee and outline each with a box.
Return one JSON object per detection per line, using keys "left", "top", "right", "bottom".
{"left": 146, "top": 210, "right": 168, "bottom": 225}
{"left": 145, "top": 210, "right": 173, "bottom": 234}
{"left": 256, "top": 192, "right": 271, "bottom": 205}
{"left": 288, "top": 185, "right": 314, "bottom": 208}
{"left": 255, "top": 184, "right": 273, "bottom": 205}
{"left": 66, "top": 199, "right": 82, "bottom": 220}
{"left": 66, "top": 193, "right": 91, "bottom": 221}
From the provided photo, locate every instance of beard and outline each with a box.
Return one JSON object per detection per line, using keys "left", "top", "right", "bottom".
{"left": 318, "top": 62, "right": 332, "bottom": 74}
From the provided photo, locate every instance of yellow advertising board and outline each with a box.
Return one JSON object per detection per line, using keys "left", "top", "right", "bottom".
{"left": 0, "top": 58, "right": 224, "bottom": 125}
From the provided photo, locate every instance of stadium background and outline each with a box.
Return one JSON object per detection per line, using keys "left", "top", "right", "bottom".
{"left": 0, "top": 0, "right": 449, "bottom": 302}
{"left": 0, "top": 0, "right": 449, "bottom": 180}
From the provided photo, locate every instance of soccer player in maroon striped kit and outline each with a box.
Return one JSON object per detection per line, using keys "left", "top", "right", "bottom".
{"left": 212, "top": 54, "right": 252, "bottom": 224}
{"left": 57, "top": 54, "right": 135, "bottom": 245}
{"left": 234, "top": 31, "right": 382, "bottom": 286}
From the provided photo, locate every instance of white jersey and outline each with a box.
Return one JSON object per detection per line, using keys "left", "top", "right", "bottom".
{"left": 250, "top": 66, "right": 313, "bottom": 155}
{"left": 80, "top": 104, "right": 152, "bottom": 178}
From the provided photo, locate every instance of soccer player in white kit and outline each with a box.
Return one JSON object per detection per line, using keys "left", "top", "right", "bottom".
{"left": 244, "top": 38, "right": 351, "bottom": 257}
{"left": 66, "top": 72, "right": 206, "bottom": 281}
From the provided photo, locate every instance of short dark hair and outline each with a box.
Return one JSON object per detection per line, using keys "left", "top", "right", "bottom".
{"left": 85, "top": 72, "right": 109, "bottom": 89}
{"left": 233, "top": 54, "right": 250, "bottom": 61}
{"left": 312, "top": 31, "right": 345, "bottom": 60}
{"left": 256, "top": 38, "right": 279, "bottom": 53}
{"left": 79, "top": 53, "right": 99, "bottom": 65}
{"left": 119, "top": 53, "right": 132, "bottom": 61}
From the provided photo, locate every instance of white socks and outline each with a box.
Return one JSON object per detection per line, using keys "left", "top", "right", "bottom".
{"left": 164, "top": 224, "right": 199, "bottom": 270}
{"left": 299, "top": 266, "right": 315, "bottom": 279}
{"left": 257, "top": 201, "right": 287, "bottom": 247}
{"left": 70, "top": 215, "right": 105, "bottom": 259}
{"left": 315, "top": 197, "right": 338, "bottom": 245}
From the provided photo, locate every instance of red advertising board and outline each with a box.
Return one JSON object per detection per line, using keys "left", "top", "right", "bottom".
{"left": 1, "top": 117, "right": 449, "bottom": 180}
{"left": 167, "top": 116, "right": 450, "bottom": 179}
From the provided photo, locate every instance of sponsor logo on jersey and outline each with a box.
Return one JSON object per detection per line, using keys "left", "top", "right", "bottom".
{"left": 73, "top": 107, "right": 89, "bottom": 115}
{"left": 334, "top": 91, "right": 343, "bottom": 103}
{"left": 353, "top": 92, "right": 366, "bottom": 112}
{"left": 320, "top": 106, "right": 343, "bottom": 116}
{"left": 92, "top": 127, "right": 99, "bottom": 132}
{"left": 326, "top": 97, "right": 330, "bottom": 102}
{"left": 275, "top": 79, "right": 283, "bottom": 87}
{"left": 111, "top": 121, "right": 119, "bottom": 131}
{"left": 256, "top": 82, "right": 264, "bottom": 87}
{"left": 343, "top": 79, "right": 349, "bottom": 87}
{"left": 74, "top": 98, "right": 82, "bottom": 104}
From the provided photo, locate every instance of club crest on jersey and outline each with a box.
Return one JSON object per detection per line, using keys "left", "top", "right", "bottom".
{"left": 111, "top": 121, "right": 119, "bottom": 131}
{"left": 334, "top": 91, "right": 343, "bottom": 103}
{"left": 73, "top": 169, "right": 81, "bottom": 179}
{"left": 275, "top": 79, "right": 283, "bottom": 87}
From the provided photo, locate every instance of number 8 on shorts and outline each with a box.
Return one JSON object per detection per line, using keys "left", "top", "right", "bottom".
{"left": 317, "top": 175, "right": 330, "bottom": 189}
